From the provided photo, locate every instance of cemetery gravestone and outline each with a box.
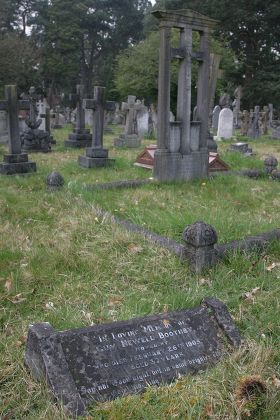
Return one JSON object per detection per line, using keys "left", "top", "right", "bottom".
{"left": 0, "top": 85, "right": 36, "bottom": 175}
{"left": 21, "top": 87, "right": 52, "bottom": 153}
{"left": 0, "top": 110, "right": 8, "bottom": 144}
{"left": 152, "top": 9, "right": 218, "bottom": 181}
{"left": 248, "top": 106, "right": 260, "bottom": 139}
{"left": 259, "top": 106, "right": 269, "bottom": 136}
{"left": 217, "top": 108, "right": 233, "bottom": 139}
{"left": 268, "top": 104, "right": 273, "bottom": 128}
{"left": 25, "top": 298, "right": 241, "bottom": 416}
{"left": 114, "top": 96, "right": 144, "bottom": 148}
{"left": 240, "top": 110, "right": 250, "bottom": 136}
{"left": 78, "top": 86, "right": 115, "bottom": 168}
{"left": 212, "top": 105, "right": 221, "bottom": 134}
{"left": 137, "top": 105, "right": 149, "bottom": 138}
{"left": 64, "top": 85, "right": 92, "bottom": 148}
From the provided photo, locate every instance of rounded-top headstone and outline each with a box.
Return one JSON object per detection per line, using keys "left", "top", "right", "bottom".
{"left": 182, "top": 221, "right": 218, "bottom": 248}
{"left": 46, "top": 171, "right": 64, "bottom": 190}
{"left": 264, "top": 156, "right": 278, "bottom": 174}
{"left": 217, "top": 108, "right": 234, "bottom": 139}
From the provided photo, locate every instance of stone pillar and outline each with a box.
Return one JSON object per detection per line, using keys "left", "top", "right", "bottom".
{"left": 182, "top": 221, "right": 218, "bottom": 273}
{"left": 177, "top": 27, "right": 192, "bottom": 154}
{"left": 196, "top": 29, "right": 210, "bottom": 150}
{"left": 157, "top": 24, "right": 171, "bottom": 150}
{"left": 6, "top": 85, "right": 21, "bottom": 154}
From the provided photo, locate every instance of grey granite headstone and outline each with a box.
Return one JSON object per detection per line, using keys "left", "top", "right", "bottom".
{"left": 25, "top": 298, "right": 241, "bottom": 416}
{"left": 217, "top": 108, "right": 233, "bottom": 139}
{"left": 212, "top": 105, "right": 221, "bottom": 133}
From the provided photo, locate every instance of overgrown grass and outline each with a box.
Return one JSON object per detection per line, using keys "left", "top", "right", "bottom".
{"left": 0, "top": 127, "right": 279, "bottom": 419}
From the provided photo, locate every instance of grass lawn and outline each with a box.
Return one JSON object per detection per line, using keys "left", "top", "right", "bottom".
{"left": 0, "top": 125, "right": 280, "bottom": 419}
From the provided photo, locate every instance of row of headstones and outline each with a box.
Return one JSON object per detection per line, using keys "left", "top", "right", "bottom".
{"left": 211, "top": 104, "right": 276, "bottom": 140}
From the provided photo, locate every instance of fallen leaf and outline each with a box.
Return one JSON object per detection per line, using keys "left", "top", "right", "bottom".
{"left": 11, "top": 293, "right": 26, "bottom": 304}
{"left": 108, "top": 297, "right": 123, "bottom": 307}
{"left": 163, "top": 304, "right": 170, "bottom": 312}
{"left": 16, "top": 335, "right": 27, "bottom": 347}
{"left": 266, "top": 262, "right": 280, "bottom": 272}
{"left": 128, "top": 244, "right": 143, "bottom": 254}
{"left": 45, "top": 301, "right": 55, "bottom": 310}
{"left": 243, "top": 287, "right": 261, "bottom": 303}
{"left": 4, "top": 277, "right": 13, "bottom": 293}
{"left": 272, "top": 376, "right": 280, "bottom": 389}
{"left": 199, "top": 278, "right": 212, "bottom": 287}
{"left": 162, "top": 319, "right": 171, "bottom": 328}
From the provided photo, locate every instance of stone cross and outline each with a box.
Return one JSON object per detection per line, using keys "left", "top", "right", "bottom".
{"left": 64, "top": 84, "right": 92, "bottom": 148}
{"left": 0, "top": 85, "right": 36, "bottom": 174}
{"left": 122, "top": 96, "right": 145, "bottom": 136}
{"left": 0, "top": 85, "right": 29, "bottom": 154}
{"left": 78, "top": 86, "right": 115, "bottom": 168}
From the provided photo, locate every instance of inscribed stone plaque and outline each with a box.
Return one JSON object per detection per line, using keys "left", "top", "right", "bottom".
{"left": 217, "top": 108, "right": 233, "bottom": 139}
{"left": 25, "top": 298, "right": 241, "bottom": 416}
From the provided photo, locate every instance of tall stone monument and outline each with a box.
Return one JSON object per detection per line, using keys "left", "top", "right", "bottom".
{"left": 78, "top": 86, "right": 115, "bottom": 168}
{"left": 64, "top": 85, "right": 92, "bottom": 148}
{"left": 0, "top": 85, "right": 36, "bottom": 175}
{"left": 152, "top": 9, "right": 218, "bottom": 182}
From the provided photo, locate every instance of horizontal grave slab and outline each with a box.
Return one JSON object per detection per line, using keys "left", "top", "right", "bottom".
{"left": 25, "top": 297, "right": 242, "bottom": 417}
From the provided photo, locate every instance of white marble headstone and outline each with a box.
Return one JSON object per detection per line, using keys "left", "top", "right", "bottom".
{"left": 217, "top": 108, "right": 233, "bottom": 139}
{"left": 137, "top": 108, "right": 149, "bottom": 137}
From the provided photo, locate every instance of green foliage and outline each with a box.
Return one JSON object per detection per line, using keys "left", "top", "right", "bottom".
{"left": 0, "top": 34, "right": 39, "bottom": 95}
{"left": 114, "top": 29, "right": 235, "bottom": 106}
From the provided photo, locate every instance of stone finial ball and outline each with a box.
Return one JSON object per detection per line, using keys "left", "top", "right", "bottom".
{"left": 182, "top": 221, "right": 218, "bottom": 247}
{"left": 46, "top": 171, "right": 65, "bottom": 188}
{"left": 264, "top": 156, "right": 278, "bottom": 172}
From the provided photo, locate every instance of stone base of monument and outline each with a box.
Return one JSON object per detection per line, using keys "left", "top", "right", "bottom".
{"left": 64, "top": 128, "right": 92, "bottom": 148}
{"left": 50, "top": 135, "right": 56, "bottom": 145}
{"left": 153, "top": 149, "right": 209, "bottom": 182}
{"left": 114, "top": 134, "right": 141, "bottom": 148}
{"left": 0, "top": 153, "right": 36, "bottom": 175}
{"left": 229, "top": 142, "right": 253, "bottom": 155}
{"left": 78, "top": 148, "right": 114, "bottom": 168}
{"left": 21, "top": 128, "right": 52, "bottom": 153}
{"left": 207, "top": 133, "right": 218, "bottom": 152}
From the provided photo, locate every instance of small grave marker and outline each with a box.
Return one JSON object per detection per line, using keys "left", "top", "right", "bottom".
{"left": 25, "top": 298, "right": 241, "bottom": 416}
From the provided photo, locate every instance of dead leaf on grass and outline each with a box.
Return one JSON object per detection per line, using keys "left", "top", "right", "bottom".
{"left": 15, "top": 335, "right": 27, "bottom": 347}
{"left": 4, "top": 277, "right": 13, "bottom": 293}
{"left": 108, "top": 297, "right": 123, "bottom": 307}
{"left": 242, "top": 287, "right": 261, "bottom": 303}
{"left": 266, "top": 262, "right": 280, "bottom": 272}
{"left": 128, "top": 244, "right": 143, "bottom": 254}
{"left": 272, "top": 376, "right": 280, "bottom": 389}
{"left": 11, "top": 293, "right": 26, "bottom": 304}
{"left": 199, "top": 278, "right": 212, "bottom": 287}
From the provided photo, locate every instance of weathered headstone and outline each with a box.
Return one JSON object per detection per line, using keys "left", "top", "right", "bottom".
{"left": 0, "top": 85, "right": 36, "bottom": 175}
{"left": 247, "top": 106, "right": 260, "bottom": 139}
{"left": 64, "top": 85, "right": 92, "bottom": 148}
{"left": 219, "top": 90, "right": 231, "bottom": 109}
{"left": 268, "top": 104, "right": 273, "bottom": 128}
{"left": 212, "top": 105, "right": 221, "bottom": 133}
{"left": 152, "top": 9, "right": 218, "bottom": 181}
{"left": 259, "top": 106, "right": 269, "bottom": 136}
{"left": 0, "top": 110, "right": 8, "bottom": 144}
{"left": 25, "top": 298, "right": 241, "bottom": 416}
{"left": 272, "top": 122, "right": 280, "bottom": 139}
{"left": 52, "top": 106, "right": 63, "bottom": 129}
{"left": 21, "top": 87, "right": 52, "bottom": 153}
{"left": 217, "top": 108, "right": 233, "bottom": 139}
{"left": 232, "top": 86, "right": 242, "bottom": 128}
{"left": 137, "top": 105, "right": 149, "bottom": 137}
{"left": 78, "top": 86, "right": 115, "bottom": 168}
{"left": 114, "top": 96, "right": 144, "bottom": 148}
{"left": 240, "top": 110, "right": 250, "bottom": 136}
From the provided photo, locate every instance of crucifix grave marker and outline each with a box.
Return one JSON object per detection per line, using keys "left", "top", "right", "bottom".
{"left": 65, "top": 84, "right": 92, "bottom": 148}
{"left": 114, "top": 96, "right": 145, "bottom": 148}
{"left": 0, "top": 85, "right": 36, "bottom": 175}
{"left": 78, "top": 86, "right": 115, "bottom": 168}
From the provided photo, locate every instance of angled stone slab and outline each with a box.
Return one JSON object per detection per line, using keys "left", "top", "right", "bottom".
{"left": 25, "top": 298, "right": 241, "bottom": 416}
